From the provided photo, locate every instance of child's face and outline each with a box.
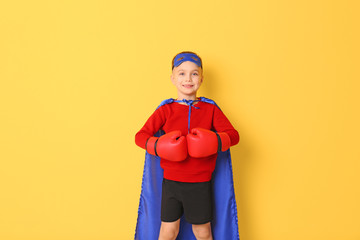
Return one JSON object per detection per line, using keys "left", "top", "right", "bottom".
{"left": 171, "top": 61, "right": 203, "bottom": 100}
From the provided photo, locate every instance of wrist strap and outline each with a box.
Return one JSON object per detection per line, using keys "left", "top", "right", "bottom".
{"left": 145, "top": 137, "right": 159, "bottom": 156}
{"left": 154, "top": 138, "right": 159, "bottom": 156}
{"left": 145, "top": 138, "right": 149, "bottom": 151}
{"left": 215, "top": 132, "right": 222, "bottom": 152}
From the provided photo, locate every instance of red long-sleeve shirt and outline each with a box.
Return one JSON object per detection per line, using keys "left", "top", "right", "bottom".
{"left": 135, "top": 100, "right": 239, "bottom": 182}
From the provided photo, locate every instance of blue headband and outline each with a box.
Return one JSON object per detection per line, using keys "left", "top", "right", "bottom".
{"left": 173, "top": 53, "right": 202, "bottom": 69}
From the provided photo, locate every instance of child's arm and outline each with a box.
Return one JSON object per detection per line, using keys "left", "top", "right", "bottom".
{"left": 211, "top": 106, "right": 240, "bottom": 146}
{"left": 135, "top": 107, "right": 166, "bottom": 149}
{"left": 135, "top": 106, "right": 188, "bottom": 161}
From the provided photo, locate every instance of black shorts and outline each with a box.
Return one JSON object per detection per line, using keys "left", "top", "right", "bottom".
{"left": 161, "top": 178, "right": 213, "bottom": 225}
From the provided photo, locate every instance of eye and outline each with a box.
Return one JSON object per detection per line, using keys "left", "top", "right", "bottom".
{"left": 192, "top": 72, "right": 198, "bottom": 76}
{"left": 179, "top": 72, "right": 185, "bottom": 75}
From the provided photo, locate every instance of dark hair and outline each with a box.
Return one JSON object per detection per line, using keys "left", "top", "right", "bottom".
{"left": 172, "top": 51, "right": 203, "bottom": 70}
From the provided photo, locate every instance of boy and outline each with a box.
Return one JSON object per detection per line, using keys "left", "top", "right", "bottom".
{"left": 135, "top": 51, "right": 239, "bottom": 240}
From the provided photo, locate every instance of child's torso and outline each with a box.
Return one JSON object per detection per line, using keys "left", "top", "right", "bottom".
{"left": 159, "top": 102, "right": 217, "bottom": 183}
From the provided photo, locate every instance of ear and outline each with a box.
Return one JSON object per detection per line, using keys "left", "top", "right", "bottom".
{"left": 170, "top": 74, "right": 175, "bottom": 85}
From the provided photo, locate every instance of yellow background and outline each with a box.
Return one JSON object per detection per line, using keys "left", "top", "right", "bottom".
{"left": 1, "top": 0, "right": 359, "bottom": 239}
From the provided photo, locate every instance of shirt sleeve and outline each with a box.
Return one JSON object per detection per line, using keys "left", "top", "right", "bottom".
{"left": 135, "top": 106, "right": 167, "bottom": 149}
{"left": 212, "top": 106, "right": 240, "bottom": 146}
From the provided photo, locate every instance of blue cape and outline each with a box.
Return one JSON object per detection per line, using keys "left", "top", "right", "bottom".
{"left": 135, "top": 97, "right": 240, "bottom": 240}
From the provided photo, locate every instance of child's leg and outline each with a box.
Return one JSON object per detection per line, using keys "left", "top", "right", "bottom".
{"left": 158, "top": 219, "right": 180, "bottom": 240}
{"left": 192, "top": 222, "right": 213, "bottom": 240}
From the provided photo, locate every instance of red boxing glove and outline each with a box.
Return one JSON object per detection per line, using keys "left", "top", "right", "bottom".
{"left": 186, "top": 128, "right": 231, "bottom": 158}
{"left": 146, "top": 130, "right": 188, "bottom": 162}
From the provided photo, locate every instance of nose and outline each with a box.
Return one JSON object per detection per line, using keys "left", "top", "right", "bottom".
{"left": 185, "top": 73, "right": 192, "bottom": 82}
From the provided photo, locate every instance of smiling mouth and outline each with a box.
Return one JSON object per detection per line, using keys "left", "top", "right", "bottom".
{"left": 182, "top": 84, "right": 194, "bottom": 88}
